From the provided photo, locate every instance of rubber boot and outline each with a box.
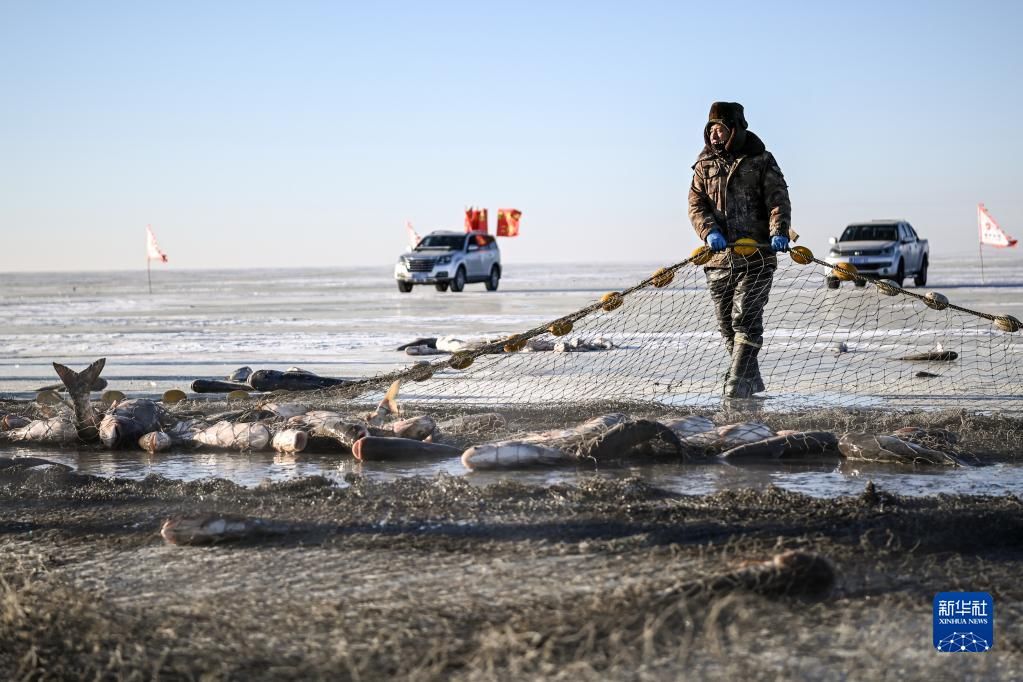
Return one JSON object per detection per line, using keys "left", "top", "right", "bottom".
{"left": 724, "top": 336, "right": 762, "bottom": 399}
{"left": 721, "top": 338, "right": 734, "bottom": 396}
{"left": 726, "top": 337, "right": 765, "bottom": 394}
{"left": 750, "top": 357, "right": 766, "bottom": 394}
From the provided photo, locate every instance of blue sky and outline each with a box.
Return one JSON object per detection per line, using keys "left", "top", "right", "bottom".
{"left": 2, "top": 0, "right": 1021, "bottom": 271}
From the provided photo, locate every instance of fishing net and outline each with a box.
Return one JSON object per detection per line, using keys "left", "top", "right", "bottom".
{"left": 312, "top": 245, "right": 1023, "bottom": 415}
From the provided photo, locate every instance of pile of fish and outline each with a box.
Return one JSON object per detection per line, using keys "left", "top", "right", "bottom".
{"left": 0, "top": 359, "right": 975, "bottom": 470}
{"left": 190, "top": 365, "right": 350, "bottom": 394}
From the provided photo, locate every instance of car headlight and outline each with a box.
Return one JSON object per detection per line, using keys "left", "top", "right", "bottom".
{"left": 399, "top": 257, "right": 409, "bottom": 268}
{"left": 436, "top": 255, "right": 452, "bottom": 265}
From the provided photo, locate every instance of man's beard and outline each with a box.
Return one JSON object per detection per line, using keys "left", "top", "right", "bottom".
{"left": 711, "top": 141, "right": 728, "bottom": 154}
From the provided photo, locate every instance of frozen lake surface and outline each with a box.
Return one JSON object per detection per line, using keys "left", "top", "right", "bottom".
{"left": 2, "top": 254, "right": 1021, "bottom": 496}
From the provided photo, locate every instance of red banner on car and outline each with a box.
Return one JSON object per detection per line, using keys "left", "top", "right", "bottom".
{"left": 496, "top": 208, "right": 522, "bottom": 237}
{"left": 464, "top": 207, "right": 488, "bottom": 233}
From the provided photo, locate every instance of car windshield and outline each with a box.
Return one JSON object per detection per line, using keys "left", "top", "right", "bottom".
{"left": 841, "top": 224, "right": 898, "bottom": 242}
{"left": 416, "top": 235, "right": 464, "bottom": 250}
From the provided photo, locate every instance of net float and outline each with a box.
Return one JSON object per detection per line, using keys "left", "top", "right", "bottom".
{"left": 549, "top": 320, "right": 573, "bottom": 337}
{"left": 600, "top": 292, "right": 623, "bottom": 312}
{"left": 831, "top": 263, "right": 858, "bottom": 281}
{"left": 732, "top": 238, "right": 759, "bottom": 257}
{"left": 923, "top": 292, "right": 949, "bottom": 311}
{"left": 789, "top": 245, "right": 813, "bottom": 264}
{"left": 162, "top": 389, "right": 187, "bottom": 404}
{"left": 651, "top": 267, "right": 674, "bottom": 288}
{"left": 690, "top": 245, "right": 712, "bottom": 265}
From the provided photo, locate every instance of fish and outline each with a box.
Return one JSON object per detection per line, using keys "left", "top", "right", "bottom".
{"left": 718, "top": 431, "right": 839, "bottom": 462}
{"left": 191, "top": 379, "right": 253, "bottom": 394}
{"left": 34, "top": 376, "right": 108, "bottom": 393}
{"left": 3, "top": 415, "right": 79, "bottom": 445}
{"left": 352, "top": 436, "right": 462, "bottom": 461}
{"left": 552, "top": 337, "right": 616, "bottom": 352}
{"left": 539, "top": 413, "right": 629, "bottom": 447}
{"left": 391, "top": 415, "right": 436, "bottom": 440}
{"left": 405, "top": 345, "right": 448, "bottom": 356}
{"left": 192, "top": 421, "right": 271, "bottom": 451}
{"left": 98, "top": 399, "right": 165, "bottom": 449}
{"left": 837, "top": 433, "right": 966, "bottom": 466}
{"left": 396, "top": 337, "right": 438, "bottom": 351}
{"left": 659, "top": 415, "right": 716, "bottom": 439}
{"left": 52, "top": 358, "right": 106, "bottom": 442}
{"left": 249, "top": 370, "right": 349, "bottom": 392}
{"left": 228, "top": 366, "right": 253, "bottom": 383}
{"left": 462, "top": 414, "right": 629, "bottom": 470}
{"left": 435, "top": 412, "right": 507, "bottom": 436}
{"left": 576, "top": 419, "right": 685, "bottom": 461}
{"left": 435, "top": 336, "right": 502, "bottom": 353}
{"left": 139, "top": 431, "right": 172, "bottom": 454}
{"left": 890, "top": 426, "right": 958, "bottom": 446}
{"left": 898, "top": 351, "right": 958, "bottom": 362}
{"left": 1, "top": 414, "right": 32, "bottom": 431}
{"left": 271, "top": 429, "right": 309, "bottom": 454}
{"left": 716, "top": 422, "right": 776, "bottom": 445}
{"left": 684, "top": 422, "right": 775, "bottom": 450}
{"left": 261, "top": 402, "right": 311, "bottom": 419}
{"left": 165, "top": 419, "right": 202, "bottom": 445}
{"left": 288, "top": 411, "right": 368, "bottom": 451}
{"left": 462, "top": 441, "right": 572, "bottom": 470}
{"left": 160, "top": 514, "right": 290, "bottom": 546}
{"left": 365, "top": 380, "right": 402, "bottom": 427}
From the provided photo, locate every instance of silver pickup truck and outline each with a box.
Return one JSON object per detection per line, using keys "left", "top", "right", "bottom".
{"left": 824, "top": 219, "right": 928, "bottom": 288}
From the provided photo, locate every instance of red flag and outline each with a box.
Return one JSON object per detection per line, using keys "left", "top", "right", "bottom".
{"left": 979, "top": 204, "right": 1017, "bottom": 248}
{"left": 496, "top": 208, "right": 522, "bottom": 237}
{"left": 464, "top": 207, "right": 488, "bottom": 233}
{"left": 145, "top": 225, "right": 169, "bottom": 262}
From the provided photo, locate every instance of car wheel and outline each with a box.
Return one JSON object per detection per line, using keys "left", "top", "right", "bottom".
{"left": 894, "top": 260, "right": 905, "bottom": 288}
{"left": 397, "top": 281, "right": 413, "bottom": 293}
{"left": 914, "top": 258, "right": 928, "bottom": 287}
{"left": 826, "top": 277, "right": 840, "bottom": 290}
{"left": 485, "top": 265, "right": 500, "bottom": 291}
{"left": 435, "top": 282, "right": 449, "bottom": 292}
{"left": 450, "top": 267, "right": 466, "bottom": 292}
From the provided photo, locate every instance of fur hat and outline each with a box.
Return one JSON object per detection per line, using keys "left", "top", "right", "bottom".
{"left": 704, "top": 101, "right": 748, "bottom": 152}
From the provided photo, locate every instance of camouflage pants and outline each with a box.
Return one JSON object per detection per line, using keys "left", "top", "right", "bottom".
{"left": 705, "top": 263, "right": 775, "bottom": 395}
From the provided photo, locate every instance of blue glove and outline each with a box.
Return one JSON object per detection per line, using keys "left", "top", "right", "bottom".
{"left": 771, "top": 235, "right": 789, "bottom": 252}
{"left": 706, "top": 231, "right": 727, "bottom": 252}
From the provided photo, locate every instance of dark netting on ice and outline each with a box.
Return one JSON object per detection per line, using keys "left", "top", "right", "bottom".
{"left": 307, "top": 245, "right": 1023, "bottom": 415}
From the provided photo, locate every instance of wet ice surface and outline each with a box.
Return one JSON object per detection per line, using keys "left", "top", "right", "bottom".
{"left": 2, "top": 255, "right": 1022, "bottom": 496}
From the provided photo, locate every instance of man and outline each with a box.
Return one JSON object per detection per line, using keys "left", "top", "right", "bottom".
{"left": 688, "top": 101, "right": 793, "bottom": 398}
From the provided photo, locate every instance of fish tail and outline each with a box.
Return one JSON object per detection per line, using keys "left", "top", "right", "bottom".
{"left": 381, "top": 380, "right": 401, "bottom": 415}
{"left": 53, "top": 358, "right": 106, "bottom": 400}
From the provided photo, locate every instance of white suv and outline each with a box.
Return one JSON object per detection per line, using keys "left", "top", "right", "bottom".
{"left": 394, "top": 231, "right": 501, "bottom": 293}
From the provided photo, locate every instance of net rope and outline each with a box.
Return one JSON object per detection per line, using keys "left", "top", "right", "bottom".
{"left": 310, "top": 244, "right": 1022, "bottom": 413}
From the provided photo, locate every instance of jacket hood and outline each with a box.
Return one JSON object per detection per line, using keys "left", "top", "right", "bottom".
{"left": 696, "top": 130, "right": 767, "bottom": 163}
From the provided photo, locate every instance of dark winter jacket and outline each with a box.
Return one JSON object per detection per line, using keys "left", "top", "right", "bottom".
{"left": 688, "top": 129, "right": 793, "bottom": 269}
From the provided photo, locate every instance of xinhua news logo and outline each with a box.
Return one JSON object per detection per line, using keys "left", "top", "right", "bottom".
{"left": 933, "top": 592, "right": 994, "bottom": 652}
